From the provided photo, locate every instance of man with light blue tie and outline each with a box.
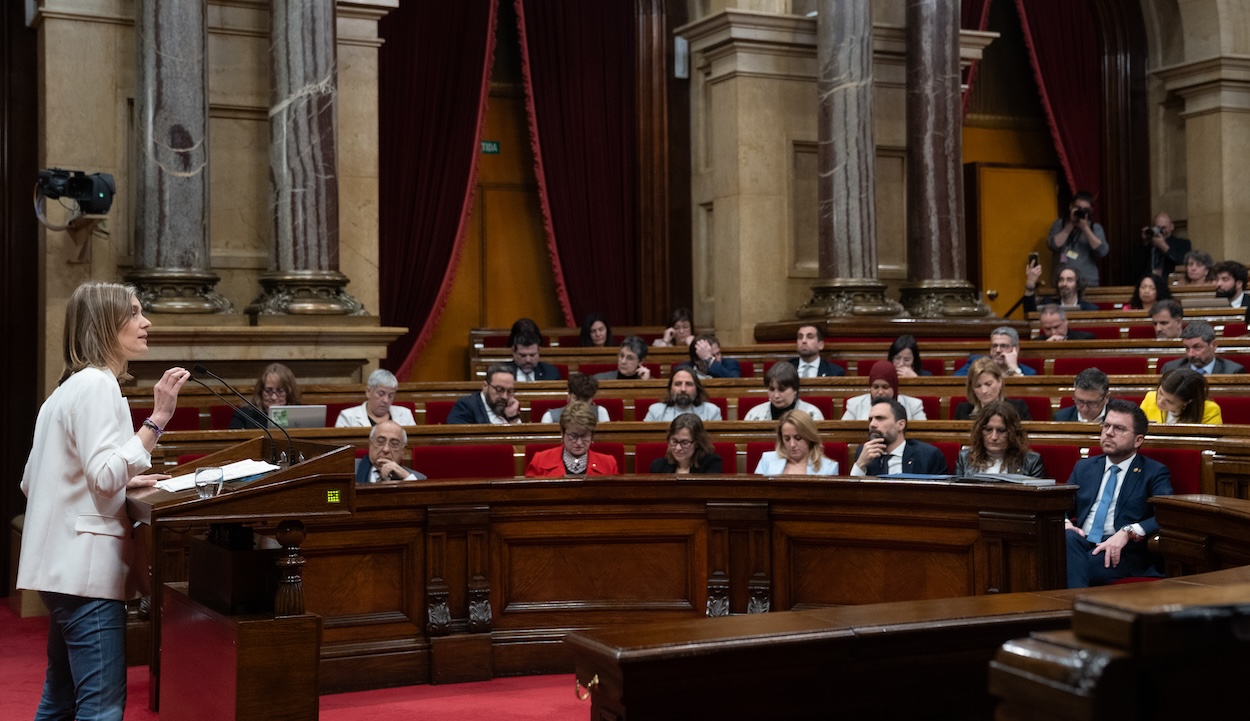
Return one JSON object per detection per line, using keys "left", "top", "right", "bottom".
{"left": 1158, "top": 320, "right": 1245, "bottom": 375}
{"left": 1064, "top": 399, "right": 1173, "bottom": 588}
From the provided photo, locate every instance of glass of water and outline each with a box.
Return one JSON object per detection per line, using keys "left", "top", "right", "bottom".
{"left": 194, "top": 467, "right": 225, "bottom": 500}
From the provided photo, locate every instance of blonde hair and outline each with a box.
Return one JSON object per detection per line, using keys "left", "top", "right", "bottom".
{"left": 774, "top": 409, "right": 828, "bottom": 472}
{"left": 60, "top": 281, "right": 139, "bottom": 384}
{"left": 964, "top": 357, "right": 1004, "bottom": 420}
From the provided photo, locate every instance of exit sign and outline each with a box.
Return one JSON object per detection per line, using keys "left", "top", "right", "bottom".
{"left": 481, "top": 140, "right": 501, "bottom": 154}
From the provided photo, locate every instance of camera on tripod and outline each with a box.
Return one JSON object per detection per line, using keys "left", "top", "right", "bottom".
{"left": 36, "top": 168, "right": 115, "bottom": 215}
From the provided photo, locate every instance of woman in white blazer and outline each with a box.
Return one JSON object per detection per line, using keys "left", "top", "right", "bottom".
{"left": 841, "top": 361, "right": 927, "bottom": 421}
{"left": 753, "top": 409, "right": 838, "bottom": 476}
{"left": 19, "top": 282, "right": 191, "bottom": 720}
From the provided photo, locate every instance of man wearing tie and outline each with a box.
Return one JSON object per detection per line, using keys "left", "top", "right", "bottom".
{"left": 356, "top": 420, "right": 427, "bottom": 484}
{"left": 787, "top": 324, "right": 845, "bottom": 378}
{"left": 507, "top": 331, "right": 562, "bottom": 382}
{"left": 850, "top": 399, "right": 948, "bottom": 476}
{"left": 1065, "top": 399, "right": 1173, "bottom": 588}
{"left": 1159, "top": 320, "right": 1245, "bottom": 374}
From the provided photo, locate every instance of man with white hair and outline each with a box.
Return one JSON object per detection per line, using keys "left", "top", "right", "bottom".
{"left": 335, "top": 369, "right": 416, "bottom": 426}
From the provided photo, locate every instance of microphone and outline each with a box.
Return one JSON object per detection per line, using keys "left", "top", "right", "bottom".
{"left": 192, "top": 364, "right": 294, "bottom": 465}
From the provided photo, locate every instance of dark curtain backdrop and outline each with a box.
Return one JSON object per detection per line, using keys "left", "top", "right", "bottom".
{"left": 515, "top": 0, "right": 640, "bottom": 327}
{"left": 379, "top": 0, "right": 498, "bottom": 378}
{"left": 960, "top": 0, "right": 995, "bottom": 113}
{"left": 1015, "top": 0, "right": 1103, "bottom": 200}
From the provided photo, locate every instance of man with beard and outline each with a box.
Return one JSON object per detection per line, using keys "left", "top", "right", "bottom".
{"left": 642, "top": 366, "right": 723, "bottom": 422}
{"left": 356, "top": 420, "right": 427, "bottom": 483}
{"left": 448, "top": 364, "right": 523, "bottom": 424}
{"left": 1159, "top": 320, "right": 1246, "bottom": 374}
{"left": 786, "top": 323, "right": 846, "bottom": 377}
{"left": 1213, "top": 260, "right": 1247, "bottom": 308}
{"left": 849, "top": 399, "right": 948, "bottom": 476}
{"left": 1022, "top": 265, "right": 1098, "bottom": 313}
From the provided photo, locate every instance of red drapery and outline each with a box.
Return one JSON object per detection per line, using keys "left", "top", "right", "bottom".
{"left": 1015, "top": 0, "right": 1103, "bottom": 199}
{"left": 514, "top": 0, "right": 640, "bottom": 327}
{"left": 378, "top": 0, "right": 498, "bottom": 378}
{"left": 960, "top": 0, "right": 995, "bottom": 113}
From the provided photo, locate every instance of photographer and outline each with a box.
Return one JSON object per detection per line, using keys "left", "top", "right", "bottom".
{"left": 1140, "top": 211, "right": 1190, "bottom": 278}
{"left": 1047, "top": 191, "right": 1108, "bottom": 286}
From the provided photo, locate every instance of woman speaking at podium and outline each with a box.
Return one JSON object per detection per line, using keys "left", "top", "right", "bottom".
{"left": 18, "top": 281, "right": 190, "bottom": 720}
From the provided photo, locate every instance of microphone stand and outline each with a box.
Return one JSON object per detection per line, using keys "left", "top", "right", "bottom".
{"left": 191, "top": 365, "right": 296, "bottom": 465}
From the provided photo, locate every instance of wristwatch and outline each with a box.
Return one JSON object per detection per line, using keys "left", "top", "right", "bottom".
{"left": 1120, "top": 525, "right": 1135, "bottom": 536}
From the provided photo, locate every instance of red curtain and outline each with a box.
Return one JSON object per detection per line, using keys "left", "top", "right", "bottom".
{"left": 378, "top": 0, "right": 498, "bottom": 377}
{"left": 960, "top": 0, "right": 995, "bottom": 113}
{"left": 1015, "top": 0, "right": 1103, "bottom": 199}
{"left": 514, "top": 0, "right": 640, "bottom": 327}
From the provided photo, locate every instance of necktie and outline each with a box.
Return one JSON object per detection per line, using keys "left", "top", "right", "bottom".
{"left": 524, "top": 371, "right": 534, "bottom": 382}
{"left": 1087, "top": 465, "right": 1120, "bottom": 543}
{"left": 803, "top": 363, "right": 815, "bottom": 378}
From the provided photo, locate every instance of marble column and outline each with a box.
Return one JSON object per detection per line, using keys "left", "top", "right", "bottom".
{"left": 127, "top": 0, "right": 231, "bottom": 313}
{"left": 248, "top": 0, "right": 364, "bottom": 315}
{"left": 898, "top": 0, "right": 988, "bottom": 317}
{"left": 799, "top": 0, "right": 901, "bottom": 318}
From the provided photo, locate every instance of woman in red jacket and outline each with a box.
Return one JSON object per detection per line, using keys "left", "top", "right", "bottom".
{"left": 525, "top": 401, "right": 619, "bottom": 477}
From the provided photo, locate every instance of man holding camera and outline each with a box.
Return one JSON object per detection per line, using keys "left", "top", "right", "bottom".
{"left": 1141, "top": 211, "right": 1190, "bottom": 278}
{"left": 1047, "top": 191, "right": 1108, "bottom": 286}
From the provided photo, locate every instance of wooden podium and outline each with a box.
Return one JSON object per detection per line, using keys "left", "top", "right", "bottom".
{"left": 127, "top": 438, "right": 356, "bottom": 718}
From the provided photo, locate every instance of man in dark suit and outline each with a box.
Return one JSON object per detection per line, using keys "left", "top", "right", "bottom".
{"left": 356, "top": 420, "right": 427, "bottom": 484}
{"left": 1159, "top": 320, "right": 1246, "bottom": 374}
{"left": 1036, "top": 305, "right": 1096, "bottom": 341}
{"left": 448, "top": 364, "right": 523, "bottom": 424}
{"left": 1052, "top": 367, "right": 1109, "bottom": 422}
{"left": 690, "top": 334, "right": 740, "bottom": 378}
{"left": 506, "top": 331, "right": 561, "bottom": 382}
{"left": 786, "top": 323, "right": 845, "bottom": 378}
{"left": 1065, "top": 399, "right": 1173, "bottom": 588}
{"left": 1213, "top": 260, "right": 1247, "bottom": 308}
{"left": 849, "top": 399, "right": 949, "bottom": 476}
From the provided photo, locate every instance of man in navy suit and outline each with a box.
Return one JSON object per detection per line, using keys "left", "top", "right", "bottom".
{"left": 787, "top": 323, "right": 845, "bottom": 378}
{"left": 690, "top": 334, "right": 741, "bottom": 378}
{"left": 849, "top": 399, "right": 948, "bottom": 477}
{"left": 1052, "top": 368, "right": 1109, "bottom": 422}
{"left": 1065, "top": 399, "right": 1173, "bottom": 588}
{"left": 356, "top": 420, "right": 426, "bottom": 484}
{"left": 448, "top": 364, "right": 523, "bottom": 425}
{"left": 507, "top": 331, "right": 562, "bottom": 382}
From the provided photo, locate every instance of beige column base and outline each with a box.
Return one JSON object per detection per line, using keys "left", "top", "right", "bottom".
{"left": 797, "top": 278, "right": 904, "bottom": 318}
{"left": 898, "top": 279, "right": 990, "bottom": 318}
{"left": 125, "top": 268, "right": 233, "bottom": 314}
{"left": 246, "top": 270, "right": 367, "bottom": 316}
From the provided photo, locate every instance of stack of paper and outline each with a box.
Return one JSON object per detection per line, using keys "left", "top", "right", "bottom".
{"left": 155, "top": 459, "right": 281, "bottom": 493}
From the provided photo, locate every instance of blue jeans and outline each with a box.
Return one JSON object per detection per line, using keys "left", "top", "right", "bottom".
{"left": 35, "top": 592, "right": 126, "bottom": 721}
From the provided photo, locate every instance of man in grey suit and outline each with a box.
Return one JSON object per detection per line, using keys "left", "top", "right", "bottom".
{"left": 1159, "top": 320, "right": 1245, "bottom": 374}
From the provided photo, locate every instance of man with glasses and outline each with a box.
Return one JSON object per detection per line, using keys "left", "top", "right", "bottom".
{"left": 1053, "top": 368, "right": 1110, "bottom": 422}
{"left": 1064, "top": 399, "right": 1172, "bottom": 588}
{"left": 448, "top": 363, "right": 522, "bottom": 424}
{"left": 356, "top": 420, "right": 426, "bottom": 483}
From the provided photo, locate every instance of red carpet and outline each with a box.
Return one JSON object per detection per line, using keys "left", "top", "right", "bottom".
{"left": 1, "top": 602, "right": 588, "bottom": 720}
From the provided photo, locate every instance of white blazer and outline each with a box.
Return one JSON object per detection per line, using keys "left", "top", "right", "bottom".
{"left": 19, "top": 367, "right": 152, "bottom": 600}
{"left": 841, "top": 393, "right": 927, "bottom": 421}
{"left": 753, "top": 453, "right": 839, "bottom": 476}
{"left": 741, "top": 399, "right": 825, "bottom": 422}
{"left": 335, "top": 401, "right": 416, "bottom": 427}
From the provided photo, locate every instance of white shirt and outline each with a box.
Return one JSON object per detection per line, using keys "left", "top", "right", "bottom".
{"left": 480, "top": 392, "right": 518, "bottom": 425}
{"left": 797, "top": 360, "right": 819, "bottom": 378}
{"left": 335, "top": 400, "right": 416, "bottom": 427}
{"left": 741, "top": 399, "right": 825, "bottom": 422}
{"left": 643, "top": 402, "right": 722, "bottom": 423}
{"left": 841, "top": 394, "right": 927, "bottom": 421}
{"left": 850, "top": 440, "right": 907, "bottom": 476}
{"left": 1080, "top": 454, "right": 1142, "bottom": 537}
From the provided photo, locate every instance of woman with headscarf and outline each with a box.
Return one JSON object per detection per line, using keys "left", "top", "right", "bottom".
{"left": 841, "top": 361, "right": 927, "bottom": 421}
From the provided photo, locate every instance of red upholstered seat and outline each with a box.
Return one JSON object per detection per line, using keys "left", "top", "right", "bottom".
{"left": 209, "top": 404, "right": 237, "bottom": 429}
{"left": 325, "top": 401, "right": 356, "bottom": 425}
{"left": 1087, "top": 446, "right": 1201, "bottom": 495}
{"left": 1126, "top": 324, "right": 1155, "bottom": 339}
{"left": 412, "top": 443, "right": 515, "bottom": 479}
{"left": 133, "top": 406, "right": 200, "bottom": 432}
{"left": 1020, "top": 396, "right": 1052, "bottom": 422}
{"left": 822, "top": 442, "right": 849, "bottom": 471}
{"left": 738, "top": 396, "right": 767, "bottom": 419}
{"left": 1221, "top": 322, "right": 1247, "bottom": 337}
{"left": 917, "top": 396, "right": 941, "bottom": 421}
{"left": 1053, "top": 357, "right": 1149, "bottom": 376}
{"left": 634, "top": 442, "right": 669, "bottom": 473}
{"left": 1212, "top": 396, "right": 1250, "bottom": 423}
{"left": 746, "top": 441, "right": 775, "bottom": 473}
{"left": 425, "top": 400, "right": 457, "bottom": 425}
{"left": 921, "top": 358, "right": 946, "bottom": 376}
{"left": 1017, "top": 357, "right": 1044, "bottom": 375}
{"left": 929, "top": 441, "right": 959, "bottom": 475}
{"left": 737, "top": 361, "right": 754, "bottom": 378}
{"left": 1032, "top": 444, "right": 1083, "bottom": 484}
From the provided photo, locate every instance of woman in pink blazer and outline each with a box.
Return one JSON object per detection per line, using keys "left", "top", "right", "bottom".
{"left": 525, "top": 401, "right": 618, "bottom": 477}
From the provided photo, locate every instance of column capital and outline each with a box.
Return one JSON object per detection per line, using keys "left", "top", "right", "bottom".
{"left": 1155, "top": 55, "right": 1250, "bottom": 117}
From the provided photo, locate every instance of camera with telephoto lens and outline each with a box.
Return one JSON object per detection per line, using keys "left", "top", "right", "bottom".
{"left": 36, "top": 168, "right": 115, "bottom": 214}
{"left": 1072, "top": 207, "right": 1091, "bottom": 221}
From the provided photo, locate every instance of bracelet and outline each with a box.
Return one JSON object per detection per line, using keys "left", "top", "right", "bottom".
{"left": 142, "top": 418, "right": 164, "bottom": 439}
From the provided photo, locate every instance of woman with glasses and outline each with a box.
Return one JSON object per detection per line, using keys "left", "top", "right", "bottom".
{"left": 954, "top": 400, "right": 1046, "bottom": 477}
{"left": 525, "top": 401, "right": 619, "bottom": 477}
{"left": 229, "top": 362, "right": 303, "bottom": 429}
{"left": 649, "top": 414, "right": 723, "bottom": 474}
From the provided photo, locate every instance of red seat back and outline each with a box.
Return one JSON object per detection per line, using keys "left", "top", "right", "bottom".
{"left": 325, "top": 401, "right": 357, "bottom": 425}
{"left": 921, "top": 358, "right": 946, "bottom": 376}
{"left": 737, "top": 361, "right": 754, "bottom": 378}
{"left": 1212, "top": 396, "right": 1250, "bottom": 423}
{"left": 1019, "top": 396, "right": 1051, "bottom": 422}
{"left": 1017, "top": 357, "right": 1044, "bottom": 374}
{"left": 133, "top": 406, "right": 200, "bottom": 432}
{"left": 917, "top": 396, "right": 940, "bottom": 421}
{"left": 1088, "top": 447, "right": 1201, "bottom": 495}
{"left": 425, "top": 400, "right": 457, "bottom": 425}
{"left": 209, "top": 404, "right": 237, "bottom": 429}
{"left": 930, "top": 441, "right": 959, "bottom": 475}
{"left": 822, "top": 442, "right": 849, "bottom": 471}
{"left": 1032, "top": 444, "right": 1083, "bottom": 483}
{"left": 746, "top": 441, "right": 776, "bottom": 473}
{"left": 1053, "top": 357, "right": 1149, "bottom": 376}
{"left": 1081, "top": 325, "right": 1123, "bottom": 340}
{"left": 412, "top": 443, "right": 515, "bottom": 479}
{"left": 1126, "top": 324, "right": 1155, "bottom": 339}
{"left": 1222, "top": 322, "right": 1247, "bottom": 337}
{"left": 634, "top": 442, "right": 669, "bottom": 473}
{"left": 738, "top": 396, "right": 767, "bottom": 419}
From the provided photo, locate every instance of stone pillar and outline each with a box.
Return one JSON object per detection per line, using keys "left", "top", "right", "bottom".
{"left": 798, "top": 0, "right": 901, "bottom": 318}
{"left": 898, "top": 0, "right": 988, "bottom": 318}
{"left": 127, "top": 0, "right": 231, "bottom": 313}
{"left": 249, "top": 0, "right": 364, "bottom": 316}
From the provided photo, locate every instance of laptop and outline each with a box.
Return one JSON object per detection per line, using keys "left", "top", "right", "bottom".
{"left": 268, "top": 404, "right": 327, "bottom": 429}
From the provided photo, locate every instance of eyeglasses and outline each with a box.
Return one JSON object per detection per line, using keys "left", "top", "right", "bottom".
{"left": 564, "top": 432, "right": 592, "bottom": 444}
{"left": 668, "top": 438, "right": 693, "bottom": 449}
{"left": 261, "top": 386, "right": 287, "bottom": 397}
{"left": 488, "top": 384, "right": 516, "bottom": 397}
{"left": 370, "top": 437, "right": 404, "bottom": 450}
{"left": 1073, "top": 397, "right": 1106, "bottom": 409}
{"left": 1100, "top": 422, "right": 1133, "bottom": 436}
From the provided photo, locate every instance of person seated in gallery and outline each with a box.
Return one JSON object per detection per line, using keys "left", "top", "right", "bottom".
{"left": 652, "top": 307, "right": 696, "bottom": 348}
{"left": 506, "top": 317, "right": 541, "bottom": 347}
{"left": 888, "top": 334, "right": 931, "bottom": 377}
{"left": 742, "top": 361, "right": 825, "bottom": 421}
{"left": 447, "top": 363, "right": 521, "bottom": 425}
{"left": 1178, "top": 249, "right": 1214, "bottom": 286}
{"left": 1022, "top": 264, "right": 1098, "bottom": 313}
{"left": 335, "top": 369, "right": 415, "bottom": 427}
{"left": 230, "top": 362, "right": 302, "bottom": 429}
{"left": 1139, "top": 368, "right": 1223, "bottom": 425}
{"left": 787, "top": 323, "right": 845, "bottom": 377}
{"left": 1150, "top": 299, "right": 1185, "bottom": 340}
{"left": 954, "top": 357, "right": 1032, "bottom": 421}
{"left": 752, "top": 409, "right": 837, "bottom": 476}
{"left": 642, "top": 366, "right": 722, "bottom": 422}
{"left": 508, "top": 330, "right": 562, "bottom": 382}
{"left": 689, "top": 334, "right": 741, "bottom": 378}
{"left": 578, "top": 312, "right": 613, "bottom": 348}
{"left": 953, "top": 327, "right": 1035, "bottom": 377}
{"left": 841, "top": 361, "right": 925, "bottom": 421}
{"left": 1159, "top": 320, "right": 1245, "bottom": 374}
{"left": 1125, "top": 272, "right": 1172, "bottom": 310}
{"left": 954, "top": 400, "right": 1046, "bottom": 478}
{"left": 1053, "top": 367, "right": 1110, "bottom": 422}
{"left": 849, "top": 398, "right": 949, "bottom": 476}
{"left": 593, "top": 336, "right": 652, "bottom": 381}
{"left": 1035, "top": 304, "right": 1097, "bottom": 341}
{"left": 540, "top": 373, "right": 611, "bottom": 423}
{"left": 356, "top": 420, "right": 427, "bottom": 484}
{"left": 648, "top": 415, "right": 723, "bottom": 474}
{"left": 524, "top": 401, "right": 619, "bottom": 477}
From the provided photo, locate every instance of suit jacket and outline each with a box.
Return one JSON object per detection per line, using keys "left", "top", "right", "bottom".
{"left": 447, "top": 393, "right": 492, "bottom": 424}
{"left": 1035, "top": 329, "right": 1097, "bottom": 341}
{"left": 506, "top": 361, "right": 562, "bottom": 381}
{"left": 335, "top": 401, "right": 416, "bottom": 427}
{"left": 786, "top": 357, "right": 846, "bottom": 377}
{"left": 525, "top": 447, "right": 618, "bottom": 477}
{"left": 1159, "top": 356, "right": 1246, "bottom": 374}
{"left": 702, "top": 357, "right": 741, "bottom": 378}
{"left": 856, "top": 439, "right": 949, "bottom": 476}
{"left": 648, "top": 453, "right": 724, "bottom": 474}
{"left": 954, "top": 398, "right": 1032, "bottom": 421}
{"left": 954, "top": 448, "right": 1046, "bottom": 478}
{"left": 355, "top": 457, "right": 426, "bottom": 484}
{"left": 1068, "top": 453, "right": 1172, "bottom": 566}
{"left": 1052, "top": 404, "right": 1102, "bottom": 422}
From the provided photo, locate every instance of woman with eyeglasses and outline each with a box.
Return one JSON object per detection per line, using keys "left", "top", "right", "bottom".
{"left": 954, "top": 400, "right": 1046, "bottom": 477}
{"left": 229, "top": 362, "right": 303, "bottom": 429}
{"left": 525, "top": 401, "right": 619, "bottom": 477}
{"left": 649, "top": 414, "right": 723, "bottom": 474}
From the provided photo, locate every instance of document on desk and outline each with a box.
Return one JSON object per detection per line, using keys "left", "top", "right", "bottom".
{"left": 155, "top": 459, "right": 282, "bottom": 492}
{"left": 957, "top": 473, "right": 1056, "bottom": 486}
